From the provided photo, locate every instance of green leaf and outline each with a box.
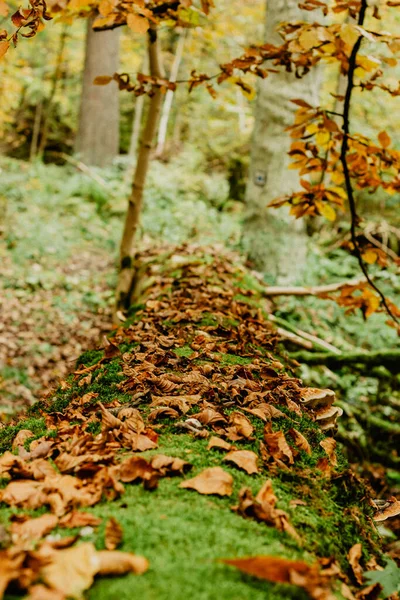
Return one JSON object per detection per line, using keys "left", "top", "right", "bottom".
{"left": 364, "top": 559, "right": 400, "bottom": 597}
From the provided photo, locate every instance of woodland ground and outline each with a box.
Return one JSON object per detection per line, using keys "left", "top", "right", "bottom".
{"left": 0, "top": 153, "right": 399, "bottom": 598}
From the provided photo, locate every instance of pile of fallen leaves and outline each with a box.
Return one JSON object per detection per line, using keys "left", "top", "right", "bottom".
{"left": 0, "top": 245, "right": 398, "bottom": 599}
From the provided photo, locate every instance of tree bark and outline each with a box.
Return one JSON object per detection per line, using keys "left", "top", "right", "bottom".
{"left": 75, "top": 17, "right": 120, "bottom": 167}
{"left": 243, "top": 0, "right": 321, "bottom": 283}
{"left": 38, "top": 26, "right": 68, "bottom": 157}
{"left": 30, "top": 99, "right": 43, "bottom": 161}
{"left": 114, "top": 26, "right": 164, "bottom": 321}
{"left": 128, "top": 54, "right": 148, "bottom": 158}
{"left": 155, "top": 30, "right": 185, "bottom": 157}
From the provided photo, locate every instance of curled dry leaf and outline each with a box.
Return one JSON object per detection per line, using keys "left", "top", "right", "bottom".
{"left": 59, "top": 511, "right": 102, "bottom": 529}
{"left": 96, "top": 550, "right": 149, "bottom": 575}
{"left": 150, "top": 454, "right": 192, "bottom": 476}
{"left": 320, "top": 438, "right": 337, "bottom": 466}
{"left": 105, "top": 517, "right": 123, "bottom": 551}
{"left": 288, "top": 428, "right": 311, "bottom": 455}
{"left": 0, "top": 548, "right": 25, "bottom": 598}
{"left": 25, "top": 584, "right": 66, "bottom": 600}
{"left": 12, "top": 429, "right": 34, "bottom": 450}
{"left": 207, "top": 436, "right": 233, "bottom": 452}
{"left": 179, "top": 467, "right": 233, "bottom": 496}
{"left": 40, "top": 542, "right": 99, "bottom": 598}
{"left": 226, "top": 411, "right": 254, "bottom": 439}
{"left": 10, "top": 513, "right": 58, "bottom": 543}
{"left": 221, "top": 555, "right": 334, "bottom": 600}
{"left": 224, "top": 450, "right": 259, "bottom": 475}
{"left": 348, "top": 543, "right": 363, "bottom": 585}
{"left": 264, "top": 430, "right": 294, "bottom": 464}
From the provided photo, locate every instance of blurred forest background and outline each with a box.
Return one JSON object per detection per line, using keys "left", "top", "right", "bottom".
{"left": 0, "top": 0, "right": 400, "bottom": 524}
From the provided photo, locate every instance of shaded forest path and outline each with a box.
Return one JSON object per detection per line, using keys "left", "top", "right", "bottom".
{"left": 0, "top": 245, "right": 386, "bottom": 600}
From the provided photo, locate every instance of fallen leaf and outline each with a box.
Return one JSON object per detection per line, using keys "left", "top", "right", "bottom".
{"left": 179, "top": 467, "right": 233, "bottom": 496}
{"left": 320, "top": 438, "right": 337, "bottom": 466}
{"left": 96, "top": 550, "right": 149, "bottom": 575}
{"left": 0, "top": 548, "right": 25, "bottom": 598}
{"left": 25, "top": 584, "right": 66, "bottom": 600}
{"left": 227, "top": 411, "right": 254, "bottom": 439}
{"left": 348, "top": 543, "right": 363, "bottom": 585}
{"left": 220, "top": 555, "right": 311, "bottom": 583}
{"left": 12, "top": 429, "right": 34, "bottom": 450}
{"left": 264, "top": 430, "right": 294, "bottom": 464}
{"left": 40, "top": 542, "right": 99, "bottom": 598}
{"left": 150, "top": 454, "right": 192, "bottom": 476}
{"left": 288, "top": 428, "right": 311, "bottom": 455}
{"left": 207, "top": 436, "right": 232, "bottom": 452}
{"left": 10, "top": 514, "right": 58, "bottom": 543}
{"left": 105, "top": 517, "right": 123, "bottom": 551}
{"left": 224, "top": 450, "right": 259, "bottom": 474}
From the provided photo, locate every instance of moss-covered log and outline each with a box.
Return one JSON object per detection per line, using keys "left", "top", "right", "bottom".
{"left": 0, "top": 246, "right": 382, "bottom": 600}
{"left": 290, "top": 349, "right": 400, "bottom": 373}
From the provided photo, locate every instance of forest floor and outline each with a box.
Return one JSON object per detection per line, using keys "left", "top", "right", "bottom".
{"left": 0, "top": 244, "right": 393, "bottom": 600}
{"left": 0, "top": 155, "right": 399, "bottom": 598}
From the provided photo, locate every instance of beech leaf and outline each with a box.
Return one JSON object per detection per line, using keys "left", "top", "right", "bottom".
{"left": 179, "top": 467, "right": 233, "bottom": 496}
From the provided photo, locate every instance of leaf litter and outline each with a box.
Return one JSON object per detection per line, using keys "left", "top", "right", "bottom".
{"left": 0, "top": 245, "right": 389, "bottom": 599}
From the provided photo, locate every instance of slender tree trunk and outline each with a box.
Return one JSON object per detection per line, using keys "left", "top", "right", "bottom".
{"left": 75, "top": 16, "right": 120, "bottom": 167}
{"left": 114, "top": 26, "right": 164, "bottom": 321}
{"left": 38, "top": 26, "right": 67, "bottom": 156}
{"left": 243, "top": 0, "right": 321, "bottom": 283}
{"left": 30, "top": 99, "right": 43, "bottom": 161}
{"left": 128, "top": 54, "right": 148, "bottom": 157}
{"left": 155, "top": 30, "right": 185, "bottom": 157}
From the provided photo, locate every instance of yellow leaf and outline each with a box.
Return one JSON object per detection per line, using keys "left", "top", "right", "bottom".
{"left": 317, "top": 201, "right": 336, "bottom": 221}
{"left": 330, "top": 170, "right": 344, "bottom": 185}
{"left": 339, "top": 23, "right": 359, "bottom": 48}
{"left": 356, "top": 55, "right": 381, "bottom": 73}
{"left": 298, "top": 29, "right": 319, "bottom": 51}
{"left": 127, "top": 12, "right": 149, "bottom": 33}
{"left": 362, "top": 249, "right": 378, "bottom": 264}
{"left": 0, "top": 1, "right": 8, "bottom": 17}
{"left": 0, "top": 40, "right": 9, "bottom": 60}
{"left": 315, "top": 131, "right": 330, "bottom": 146}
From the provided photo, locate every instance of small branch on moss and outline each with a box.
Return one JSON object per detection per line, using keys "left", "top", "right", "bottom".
{"left": 262, "top": 278, "right": 365, "bottom": 297}
{"left": 269, "top": 314, "right": 342, "bottom": 354}
{"left": 289, "top": 349, "right": 400, "bottom": 373}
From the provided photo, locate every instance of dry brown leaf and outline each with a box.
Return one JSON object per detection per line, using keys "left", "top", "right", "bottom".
{"left": 320, "top": 438, "right": 337, "bottom": 466}
{"left": 40, "top": 543, "right": 99, "bottom": 598}
{"left": 207, "top": 436, "right": 233, "bottom": 452}
{"left": 0, "top": 480, "right": 46, "bottom": 509}
{"left": 118, "top": 456, "right": 157, "bottom": 484}
{"left": 25, "top": 584, "right": 66, "bottom": 600}
{"left": 0, "top": 548, "right": 26, "bottom": 598}
{"left": 96, "top": 550, "right": 149, "bottom": 575}
{"left": 147, "top": 407, "right": 180, "bottom": 422}
{"left": 288, "top": 428, "right": 311, "bottom": 455}
{"left": 12, "top": 429, "right": 34, "bottom": 450}
{"left": 221, "top": 555, "right": 311, "bottom": 583}
{"left": 99, "top": 403, "right": 123, "bottom": 430}
{"left": 179, "top": 467, "right": 233, "bottom": 496}
{"left": 348, "top": 543, "right": 363, "bottom": 585}
{"left": 226, "top": 411, "right": 254, "bottom": 439}
{"left": 105, "top": 517, "right": 123, "bottom": 550}
{"left": 10, "top": 514, "right": 58, "bottom": 543}
{"left": 54, "top": 511, "right": 88, "bottom": 530}
{"left": 150, "top": 454, "right": 192, "bottom": 476}
{"left": 224, "top": 450, "right": 259, "bottom": 475}
{"left": 264, "top": 430, "right": 294, "bottom": 464}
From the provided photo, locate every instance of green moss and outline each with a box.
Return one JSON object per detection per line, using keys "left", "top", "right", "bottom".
{"left": 217, "top": 353, "right": 253, "bottom": 366}
{"left": 75, "top": 349, "right": 103, "bottom": 368}
{"left": 0, "top": 417, "right": 46, "bottom": 454}
{"left": 173, "top": 346, "right": 195, "bottom": 359}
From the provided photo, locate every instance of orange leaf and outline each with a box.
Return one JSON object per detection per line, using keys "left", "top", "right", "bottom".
{"left": 221, "top": 555, "right": 311, "bottom": 583}
{"left": 224, "top": 450, "right": 259, "bottom": 475}
{"left": 378, "top": 130, "right": 391, "bottom": 148}
{"left": 127, "top": 13, "right": 149, "bottom": 33}
{"left": 105, "top": 517, "right": 123, "bottom": 550}
{"left": 0, "top": 40, "right": 9, "bottom": 60}
{"left": 179, "top": 467, "right": 233, "bottom": 496}
{"left": 93, "top": 76, "right": 113, "bottom": 86}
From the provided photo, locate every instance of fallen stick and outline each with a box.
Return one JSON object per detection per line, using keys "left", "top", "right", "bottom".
{"left": 289, "top": 349, "right": 400, "bottom": 372}
{"left": 262, "top": 278, "right": 365, "bottom": 297}
{"left": 269, "top": 314, "right": 342, "bottom": 355}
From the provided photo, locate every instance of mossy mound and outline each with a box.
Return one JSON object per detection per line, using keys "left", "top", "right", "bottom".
{"left": 0, "top": 246, "right": 380, "bottom": 600}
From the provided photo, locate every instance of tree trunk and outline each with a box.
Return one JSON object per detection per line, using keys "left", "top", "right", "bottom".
{"left": 30, "top": 99, "right": 43, "bottom": 161}
{"left": 38, "top": 26, "right": 67, "bottom": 157}
{"left": 114, "top": 26, "right": 164, "bottom": 321}
{"left": 155, "top": 30, "right": 185, "bottom": 157}
{"left": 128, "top": 54, "right": 148, "bottom": 157}
{"left": 75, "top": 17, "right": 120, "bottom": 167}
{"left": 243, "top": 0, "right": 321, "bottom": 283}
